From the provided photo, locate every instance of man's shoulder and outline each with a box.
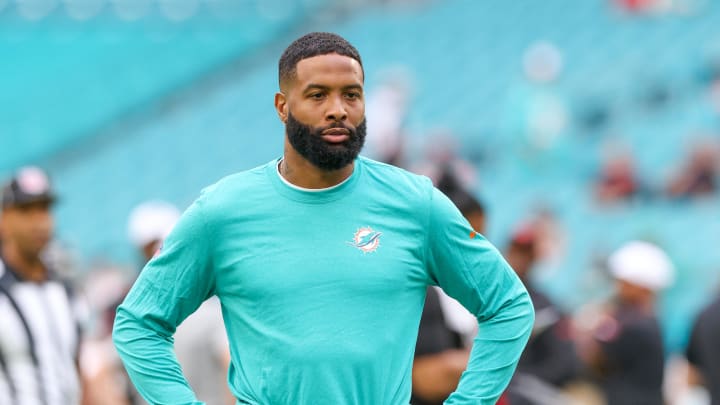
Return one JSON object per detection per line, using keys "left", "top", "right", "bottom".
{"left": 0, "top": 258, "right": 12, "bottom": 291}
{"left": 0, "top": 258, "right": 25, "bottom": 291}
{"left": 0, "top": 258, "right": 74, "bottom": 302}
{"left": 359, "top": 156, "right": 434, "bottom": 199}
{"left": 359, "top": 156, "right": 427, "bottom": 181}
{"left": 197, "top": 161, "right": 274, "bottom": 203}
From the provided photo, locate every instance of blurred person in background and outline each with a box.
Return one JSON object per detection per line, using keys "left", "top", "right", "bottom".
{"left": 594, "top": 148, "right": 640, "bottom": 205}
{"left": 503, "top": 224, "right": 581, "bottom": 405}
{"left": 84, "top": 201, "right": 184, "bottom": 405}
{"left": 434, "top": 167, "right": 485, "bottom": 235}
{"left": 84, "top": 201, "right": 232, "bottom": 405}
{"left": 80, "top": 266, "right": 137, "bottom": 405}
{"left": 411, "top": 131, "right": 478, "bottom": 190}
{"left": 525, "top": 207, "right": 567, "bottom": 270}
{"left": 412, "top": 168, "right": 486, "bottom": 405}
{"left": 612, "top": 0, "right": 702, "bottom": 15}
{"left": 666, "top": 140, "right": 719, "bottom": 199}
{"left": 575, "top": 241, "right": 674, "bottom": 405}
{"left": 82, "top": 200, "right": 184, "bottom": 405}
{"left": 685, "top": 288, "right": 720, "bottom": 405}
{"left": 613, "top": 0, "right": 656, "bottom": 13}
{"left": 127, "top": 200, "right": 181, "bottom": 266}
{"left": 364, "top": 66, "right": 413, "bottom": 167}
{"left": 0, "top": 166, "right": 86, "bottom": 404}
{"left": 113, "top": 32, "right": 534, "bottom": 405}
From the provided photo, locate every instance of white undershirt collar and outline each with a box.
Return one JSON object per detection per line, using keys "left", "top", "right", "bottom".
{"left": 276, "top": 158, "right": 352, "bottom": 192}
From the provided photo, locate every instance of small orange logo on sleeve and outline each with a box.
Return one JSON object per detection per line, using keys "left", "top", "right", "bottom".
{"left": 469, "top": 231, "right": 477, "bottom": 239}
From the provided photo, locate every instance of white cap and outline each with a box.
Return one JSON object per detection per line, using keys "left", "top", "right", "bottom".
{"left": 523, "top": 40, "right": 564, "bottom": 83}
{"left": 127, "top": 200, "right": 181, "bottom": 248}
{"left": 608, "top": 240, "right": 675, "bottom": 291}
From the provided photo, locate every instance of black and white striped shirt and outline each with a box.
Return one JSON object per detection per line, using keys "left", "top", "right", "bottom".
{"left": 0, "top": 258, "right": 83, "bottom": 405}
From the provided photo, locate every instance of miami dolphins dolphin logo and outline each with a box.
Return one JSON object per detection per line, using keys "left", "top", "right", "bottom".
{"left": 349, "top": 227, "right": 382, "bottom": 253}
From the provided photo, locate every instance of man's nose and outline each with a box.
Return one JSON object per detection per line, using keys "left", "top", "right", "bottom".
{"left": 325, "top": 95, "right": 347, "bottom": 122}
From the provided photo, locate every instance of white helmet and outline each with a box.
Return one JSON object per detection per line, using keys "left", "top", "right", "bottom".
{"left": 127, "top": 200, "right": 181, "bottom": 248}
{"left": 608, "top": 240, "right": 675, "bottom": 291}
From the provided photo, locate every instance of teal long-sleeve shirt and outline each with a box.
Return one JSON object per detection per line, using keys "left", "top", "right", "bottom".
{"left": 112, "top": 157, "right": 534, "bottom": 405}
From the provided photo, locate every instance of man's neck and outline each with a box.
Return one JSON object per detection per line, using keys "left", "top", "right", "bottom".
{"left": 617, "top": 295, "right": 655, "bottom": 314}
{"left": 281, "top": 145, "right": 354, "bottom": 189}
{"left": 1, "top": 242, "right": 47, "bottom": 282}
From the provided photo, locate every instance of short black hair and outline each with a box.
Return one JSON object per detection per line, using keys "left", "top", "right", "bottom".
{"left": 436, "top": 166, "right": 485, "bottom": 216}
{"left": 278, "top": 32, "right": 363, "bottom": 89}
{"left": 448, "top": 188, "right": 485, "bottom": 217}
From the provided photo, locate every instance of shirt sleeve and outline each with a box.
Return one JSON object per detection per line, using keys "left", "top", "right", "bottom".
{"left": 423, "top": 187, "right": 535, "bottom": 405}
{"left": 207, "top": 299, "right": 230, "bottom": 362}
{"left": 112, "top": 194, "right": 217, "bottom": 405}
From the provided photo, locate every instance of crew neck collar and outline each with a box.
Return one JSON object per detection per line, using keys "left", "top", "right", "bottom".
{"left": 276, "top": 158, "right": 353, "bottom": 192}
{"left": 267, "top": 157, "right": 362, "bottom": 203}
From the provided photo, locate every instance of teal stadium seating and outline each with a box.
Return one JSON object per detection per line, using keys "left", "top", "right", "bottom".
{"left": 2, "top": 0, "right": 719, "bottom": 353}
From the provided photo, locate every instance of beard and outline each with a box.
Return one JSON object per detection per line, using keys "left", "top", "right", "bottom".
{"left": 286, "top": 112, "right": 366, "bottom": 171}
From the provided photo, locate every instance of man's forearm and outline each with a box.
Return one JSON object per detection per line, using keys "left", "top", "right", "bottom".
{"left": 445, "top": 291, "right": 534, "bottom": 404}
{"left": 113, "top": 307, "right": 202, "bottom": 405}
{"left": 413, "top": 349, "right": 470, "bottom": 401}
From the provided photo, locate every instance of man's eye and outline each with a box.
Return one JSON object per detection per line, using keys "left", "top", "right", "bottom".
{"left": 345, "top": 92, "right": 360, "bottom": 99}
{"left": 310, "top": 93, "right": 324, "bottom": 99}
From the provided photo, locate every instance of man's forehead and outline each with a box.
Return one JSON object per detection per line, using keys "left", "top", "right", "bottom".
{"left": 294, "top": 53, "right": 363, "bottom": 86}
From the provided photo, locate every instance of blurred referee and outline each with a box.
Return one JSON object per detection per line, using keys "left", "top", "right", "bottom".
{"left": 0, "top": 167, "right": 85, "bottom": 405}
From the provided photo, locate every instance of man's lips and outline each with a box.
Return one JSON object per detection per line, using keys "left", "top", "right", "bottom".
{"left": 321, "top": 127, "right": 350, "bottom": 143}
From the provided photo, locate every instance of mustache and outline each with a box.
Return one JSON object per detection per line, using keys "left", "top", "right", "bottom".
{"left": 316, "top": 119, "right": 364, "bottom": 134}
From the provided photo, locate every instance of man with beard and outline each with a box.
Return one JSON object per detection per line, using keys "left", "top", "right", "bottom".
{"left": 113, "top": 32, "right": 534, "bottom": 405}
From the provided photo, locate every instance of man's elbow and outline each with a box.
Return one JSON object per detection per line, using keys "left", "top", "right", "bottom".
{"left": 517, "top": 289, "right": 535, "bottom": 339}
{"left": 111, "top": 305, "right": 134, "bottom": 351}
{"left": 112, "top": 306, "right": 174, "bottom": 349}
{"left": 477, "top": 289, "right": 535, "bottom": 342}
{"left": 523, "top": 290, "right": 535, "bottom": 319}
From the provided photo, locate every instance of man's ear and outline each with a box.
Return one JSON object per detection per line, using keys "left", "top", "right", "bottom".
{"left": 274, "top": 92, "right": 288, "bottom": 123}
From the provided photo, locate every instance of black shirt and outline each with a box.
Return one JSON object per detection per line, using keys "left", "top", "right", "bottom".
{"left": 412, "top": 287, "right": 464, "bottom": 405}
{"left": 686, "top": 294, "right": 720, "bottom": 405}
{"left": 506, "top": 287, "right": 580, "bottom": 405}
{"left": 595, "top": 303, "right": 665, "bottom": 405}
